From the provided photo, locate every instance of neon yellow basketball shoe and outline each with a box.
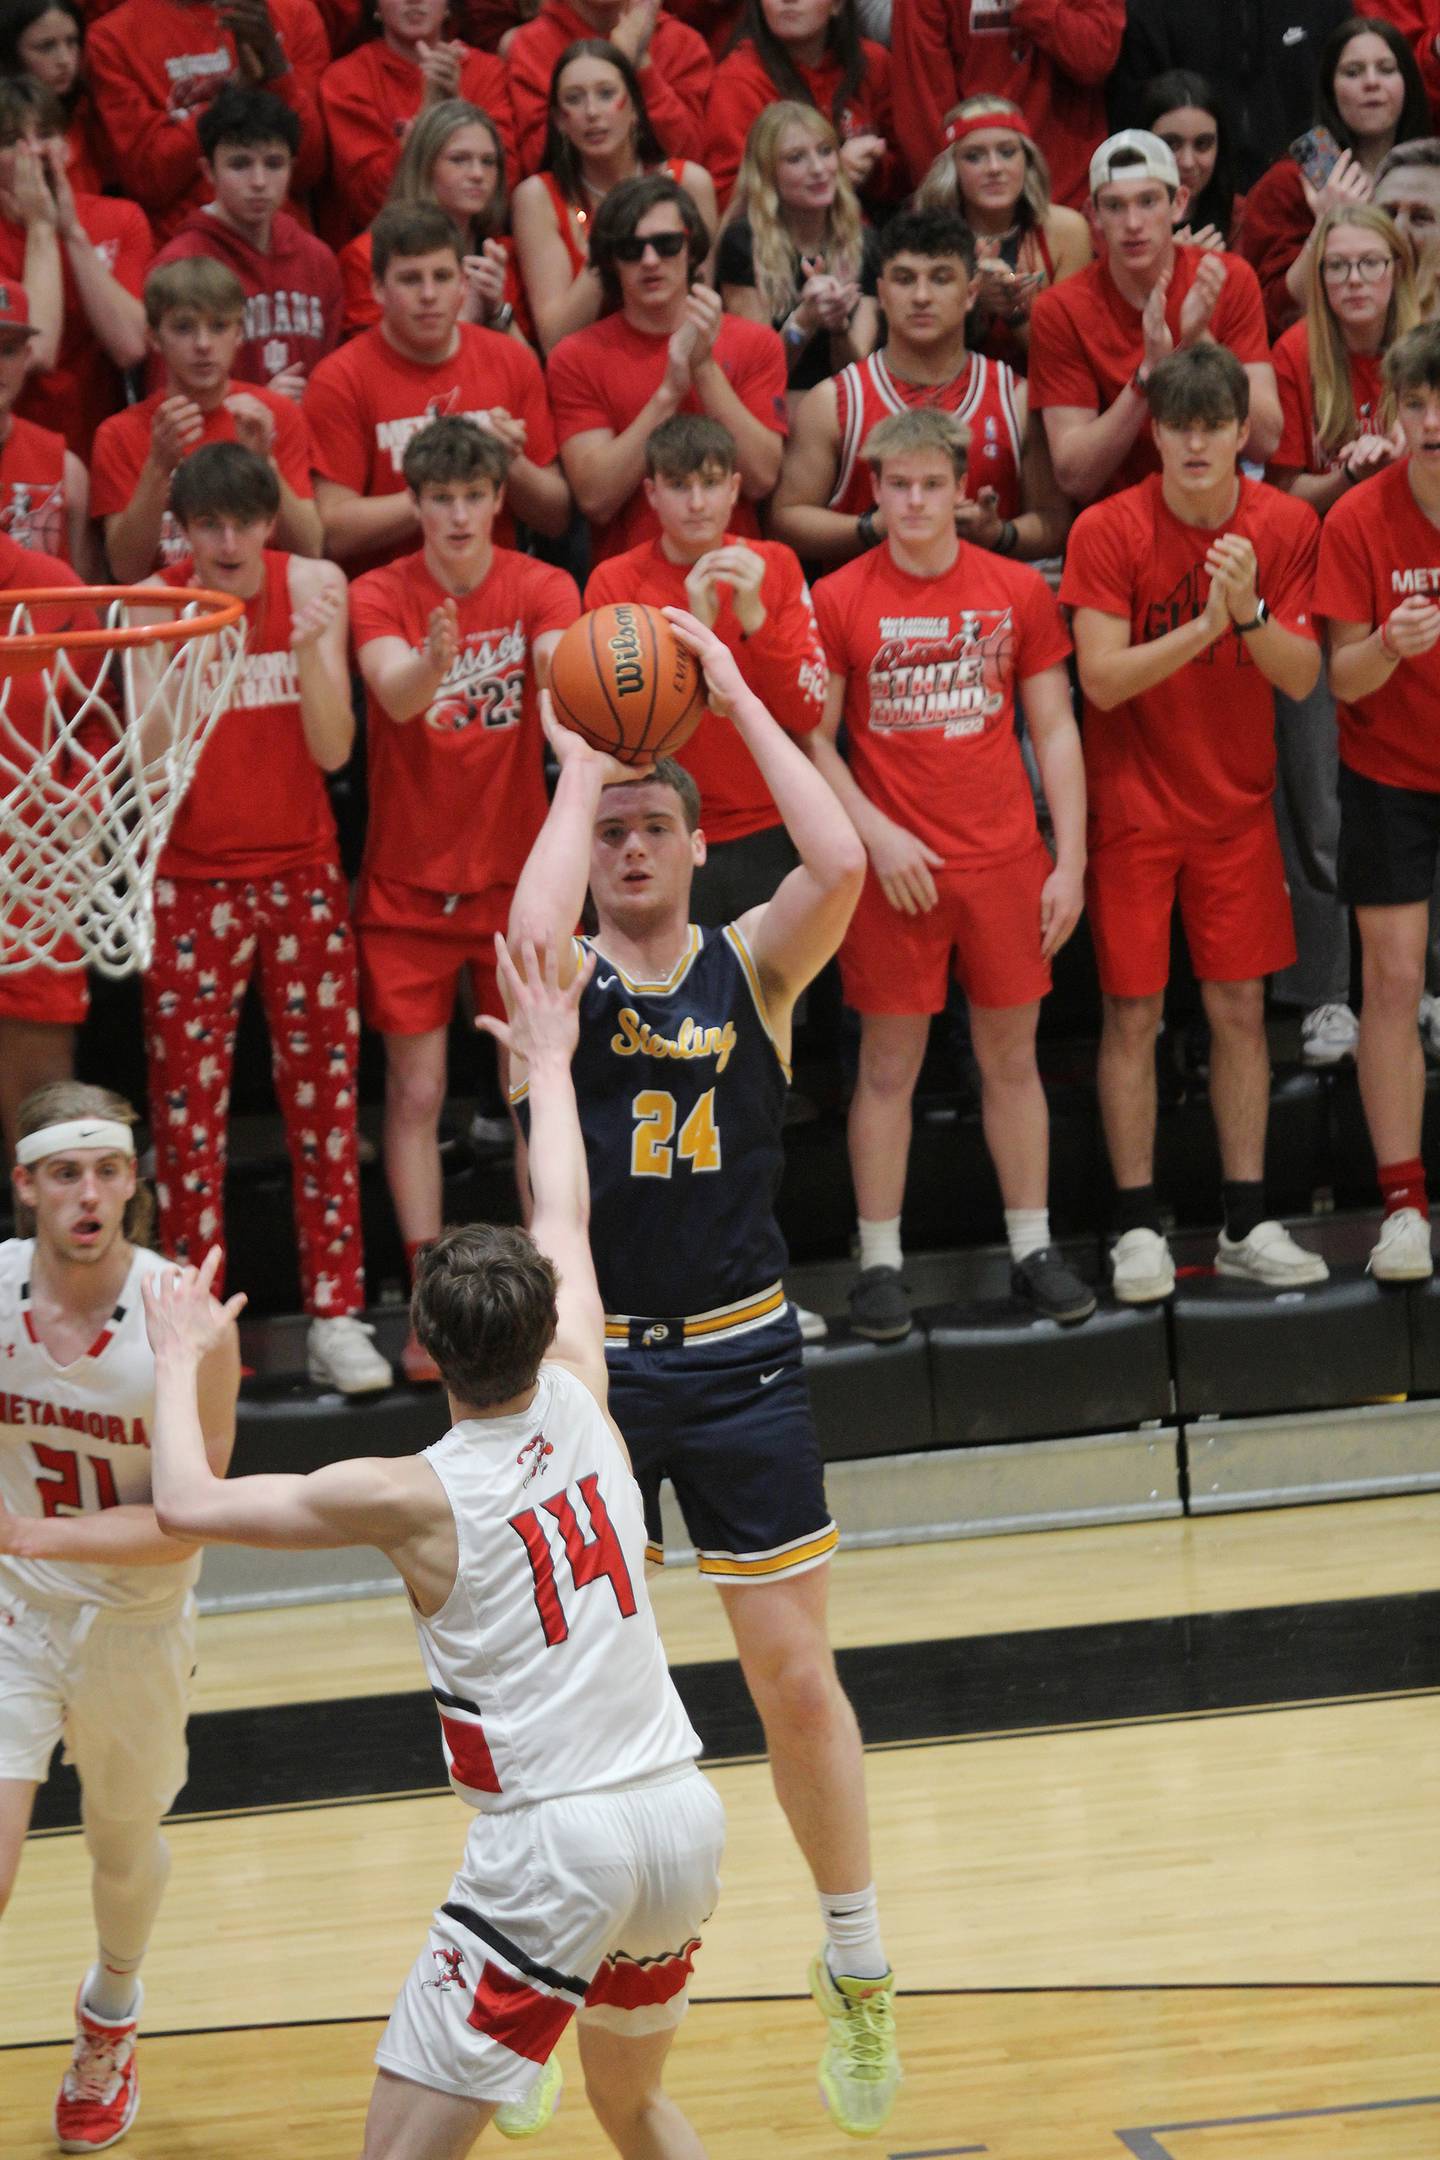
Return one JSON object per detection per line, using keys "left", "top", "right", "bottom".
{"left": 808, "top": 1954, "right": 901, "bottom": 2136}
{"left": 495, "top": 2054, "right": 562, "bottom": 2140}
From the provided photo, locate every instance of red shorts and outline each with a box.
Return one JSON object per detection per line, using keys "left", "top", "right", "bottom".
{"left": 838, "top": 837, "right": 1053, "bottom": 1014}
{"left": 1086, "top": 811, "right": 1296, "bottom": 998}
{"left": 354, "top": 874, "right": 511, "bottom": 1037}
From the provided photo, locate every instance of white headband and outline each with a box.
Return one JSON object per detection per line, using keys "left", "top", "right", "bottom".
{"left": 15, "top": 1118, "right": 136, "bottom": 1167}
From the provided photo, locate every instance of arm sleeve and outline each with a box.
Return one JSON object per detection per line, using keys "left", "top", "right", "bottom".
{"left": 582, "top": 556, "right": 627, "bottom": 607}
{"left": 1057, "top": 501, "right": 1134, "bottom": 617}
{"left": 110, "top": 202, "right": 155, "bottom": 293}
{"left": 889, "top": 0, "right": 960, "bottom": 201}
{"left": 740, "top": 551, "right": 827, "bottom": 736}
{"left": 88, "top": 413, "right": 143, "bottom": 519}
{"left": 1270, "top": 330, "right": 1312, "bottom": 471}
{"left": 460, "top": 48, "right": 518, "bottom": 168}
{"left": 1213, "top": 255, "right": 1270, "bottom": 363}
{"left": 1233, "top": 158, "right": 1310, "bottom": 341}
{"left": 1025, "top": 285, "right": 1098, "bottom": 412}
{"left": 507, "top": 22, "right": 558, "bottom": 177}
{"left": 270, "top": 397, "right": 317, "bottom": 497}
{"left": 319, "top": 55, "right": 401, "bottom": 234}
{"left": 1264, "top": 501, "right": 1320, "bottom": 642}
{"left": 727, "top": 323, "right": 790, "bottom": 438}
{"left": 1015, "top": 566, "right": 1074, "bottom": 676}
{"left": 1312, "top": 496, "right": 1375, "bottom": 624}
{"left": 84, "top": 19, "right": 205, "bottom": 215}
{"left": 1010, "top": 0, "right": 1125, "bottom": 87}
{"left": 703, "top": 50, "right": 768, "bottom": 208}
{"left": 811, "top": 570, "right": 850, "bottom": 675}
{"left": 301, "top": 353, "right": 369, "bottom": 487}
{"left": 506, "top": 341, "right": 558, "bottom": 464}
{"left": 528, "top": 561, "right": 582, "bottom": 637}
{"left": 632, "top": 20, "right": 712, "bottom": 168}
{"left": 545, "top": 337, "right": 612, "bottom": 445}
{"left": 269, "top": 0, "right": 329, "bottom": 195}
{"left": 348, "top": 566, "right": 402, "bottom": 650}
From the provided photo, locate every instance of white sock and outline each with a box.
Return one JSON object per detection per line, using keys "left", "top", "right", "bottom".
{"left": 1005, "top": 1207, "right": 1050, "bottom": 1264}
{"left": 85, "top": 1956, "right": 141, "bottom": 2022}
{"left": 857, "top": 1216, "right": 903, "bottom": 1273}
{"left": 820, "top": 1885, "right": 889, "bottom": 1980}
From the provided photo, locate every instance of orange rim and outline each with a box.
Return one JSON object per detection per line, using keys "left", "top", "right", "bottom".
{"left": 0, "top": 585, "right": 245, "bottom": 661}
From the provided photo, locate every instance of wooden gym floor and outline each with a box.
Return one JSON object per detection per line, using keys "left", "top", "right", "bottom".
{"left": 3, "top": 1493, "right": 1438, "bottom": 2157}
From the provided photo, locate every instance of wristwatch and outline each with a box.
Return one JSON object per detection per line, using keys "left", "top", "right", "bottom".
{"left": 488, "top": 302, "right": 514, "bottom": 334}
{"left": 1233, "top": 600, "right": 1270, "bottom": 634}
{"left": 857, "top": 507, "right": 881, "bottom": 549}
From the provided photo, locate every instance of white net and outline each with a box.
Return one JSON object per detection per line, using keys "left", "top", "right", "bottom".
{"left": 0, "top": 589, "right": 246, "bottom": 979}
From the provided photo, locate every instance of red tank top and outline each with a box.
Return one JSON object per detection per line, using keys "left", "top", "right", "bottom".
{"left": 539, "top": 157, "right": 689, "bottom": 278}
{"left": 158, "top": 550, "right": 340, "bottom": 881}
{"left": 0, "top": 417, "right": 68, "bottom": 562}
{"left": 828, "top": 350, "right": 1024, "bottom": 522}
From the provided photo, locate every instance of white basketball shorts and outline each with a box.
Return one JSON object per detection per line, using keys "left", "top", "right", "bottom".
{"left": 376, "top": 1761, "right": 726, "bottom": 2106}
{"left": 0, "top": 1587, "right": 195, "bottom": 1821}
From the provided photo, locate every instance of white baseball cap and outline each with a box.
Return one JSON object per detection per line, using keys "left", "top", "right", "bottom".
{"left": 1089, "top": 129, "right": 1181, "bottom": 198}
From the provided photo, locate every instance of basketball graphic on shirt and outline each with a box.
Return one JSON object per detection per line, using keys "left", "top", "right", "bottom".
{"left": 548, "top": 604, "right": 703, "bottom": 764}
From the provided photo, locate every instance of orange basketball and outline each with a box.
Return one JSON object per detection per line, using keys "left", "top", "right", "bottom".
{"left": 548, "top": 603, "right": 704, "bottom": 766}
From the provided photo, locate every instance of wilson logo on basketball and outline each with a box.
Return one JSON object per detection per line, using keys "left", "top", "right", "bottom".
{"left": 607, "top": 609, "right": 645, "bottom": 698}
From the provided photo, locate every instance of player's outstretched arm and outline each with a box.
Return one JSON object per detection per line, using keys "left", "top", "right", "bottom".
{"left": 143, "top": 1253, "right": 445, "bottom": 1557}
{"left": 508, "top": 692, "right": 646, "bottom": 984}
{"left": 664, "top": 607, "right": 865, "bottom": 1014}
{"left": 479, "top": 934, "right": 611, "bottom": 1408}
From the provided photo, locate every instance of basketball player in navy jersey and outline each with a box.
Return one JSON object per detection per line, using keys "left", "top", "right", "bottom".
{"left": 143, "top": 936, "right": 725, "bottom": 2159}
{"left": 510, "top": 615, "right": 906, "bottom": 2136}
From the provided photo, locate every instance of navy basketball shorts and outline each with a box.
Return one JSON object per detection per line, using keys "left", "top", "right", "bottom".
{"left": 605, "top": 1308, "right": 838, "bottom": 1583}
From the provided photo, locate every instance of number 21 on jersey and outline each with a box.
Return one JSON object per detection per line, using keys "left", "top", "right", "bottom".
{"left": 631, "top": 1088, "right": 721, "bottom": 1178}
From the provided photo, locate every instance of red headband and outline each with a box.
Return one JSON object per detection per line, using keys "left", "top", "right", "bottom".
{"left": 944, "top": 110, "right": 1034, "bottom": 151}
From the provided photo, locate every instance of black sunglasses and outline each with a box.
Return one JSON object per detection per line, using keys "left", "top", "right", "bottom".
{"left": 612, "top": 230, "right": 688, "bottom": 263}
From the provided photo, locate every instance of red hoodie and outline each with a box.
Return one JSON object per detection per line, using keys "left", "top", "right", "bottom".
{"left": 86, "top": 0, "right": 328, "bottom": 243}
{"left": 704, "top": 37, "right": 902, "bottom": 211}
{"left": 148, "top": 207, "right": 345, "bottom": 392}
{"left": 319, "top": 38, "right": 517, "bottom": 244}
{"left": 508, "top": 1, "right": 712, "bottom": 176}
{"left": 891, "top": 0, "right": 1124, "bottom": 213}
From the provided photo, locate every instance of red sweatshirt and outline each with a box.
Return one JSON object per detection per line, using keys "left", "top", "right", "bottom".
{"left": 1234, "top": 156, "right": 1309, "bottom": 342}
{"left": 704, "top": 38, "right": 902, "bottom": 210}
{"left": 891, "top": 0, "right": 1124, "bottom": 212}
{"left": 508, "top": 1, "right": 712, "bottom": 176}
{"left": 319, "top": 39, "right": 517, "bottom": 243}
{"left": 148, "top": 208, "right": 345, "bottom": 391}
{"left": 86, "top": 0, "right": 328, "bottom": 243}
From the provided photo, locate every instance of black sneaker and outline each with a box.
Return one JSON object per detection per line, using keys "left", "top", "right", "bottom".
{"left": 1011, "top": 1247, "right": 1097, "bottom": 1326}
{"left": 847, "top": 1265, "right": 912, "bottom": 1342}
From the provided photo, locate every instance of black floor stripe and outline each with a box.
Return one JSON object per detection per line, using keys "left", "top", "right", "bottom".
{"left": 26, "top": 1590, "right": 1440, "bottom": 1833}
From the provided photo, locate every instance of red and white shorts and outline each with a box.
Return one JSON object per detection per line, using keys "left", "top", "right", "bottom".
{"left": 838, "top": 835, "right": 1054, "bottom": 1015}
{"left": 354, "top": 875, "right": 512, "bottom": 1037}
{"left": 376, "top": 1763, "right": 725, "bottom": 2107}
{"left": 1086, "top": 809, "right": 1296, "bottom": 999}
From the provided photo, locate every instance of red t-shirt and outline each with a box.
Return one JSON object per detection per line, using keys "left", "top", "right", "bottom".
{"left": 349, "top": 544, "right": 579, "bottom": 893}
{"left": 812, "top": 540, "right": 1070, "bottom": 866}
{"left": 547, "top": 311, "right": 787, "bottom": 562}
{"left": 584, "top": 533, "right": 826, "bottom": 844}
{"left": 1270, "top": 320, "right": 1386, "bottom": 479}
{"left": 157, "top": 551, "right": 339, "bottom": 880}
{"left": 0, "top": 418, "right": 69, "bottom": 562}
{"left": 90, "top": 382, "right": 315, "bottom": 570}
{"left": 1, "top": 192, "right": 151, "bottom": 459}
{"left": 1028, "top": 249, "right": 1270, "bottom": 496}
{"left": 1314, "top": 458, "right": 1440, "bottom": 792}
{"left": 304, "top": 323, "right": 556, "bottom": 575}
{"left": 318, "top": 39, "right": 517, "bottom": 244}
{"left": 1061, "top": 473, "right": 1320, "bottom": 837}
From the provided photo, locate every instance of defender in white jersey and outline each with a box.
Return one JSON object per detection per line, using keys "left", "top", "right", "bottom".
{"left": 143, "top": 936, "right": 725, "bottom": 2160}
{"left": 0, "top": 1080, "right": 240, "bottom": 2156}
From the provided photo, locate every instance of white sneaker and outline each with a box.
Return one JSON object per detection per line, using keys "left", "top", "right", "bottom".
{"left": 495, "top": 2055, "right": 562, "bottom": 2139}
{"left": 1300, "top": 1002, "right": 1359, "bottom": 1066}
{"left": 1368, "top": 1207, "right": 1434, "bottom": 1282}
{"left": 791, "top": 1301, "right": 828, "bottom": 1343}
{"left": 306, "top": 1316, "right": 393, "bottom": 1394}
{"left": 1215, "top": 1220, "right": 1329, "bottom": 1286}
{"left": 1111, "top": 1226, "right": 1175, "bottom": 1303}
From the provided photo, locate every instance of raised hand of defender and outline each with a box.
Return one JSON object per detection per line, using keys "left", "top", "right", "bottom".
{"left": 867, "top": 814, "right": 944, "bottom": 917}
{"left": 1178, "top": 251, "right": 1227, "bottom": 347}
{"left": 291, "top": 579, "right": 343, "bottom": 652}
{"left": 538, "top": 686, "right": 650, "bottom": 783}
{"left": 478, "top": 934, "right": 595, "bottom": 1065}
{"left": 142, "top": 1245, "right": 247, "bottom": 1364}
{"left": 425, "top": 596, "right": 460, "bottom": 674}
{"left": 663, "top": 603, "right": 745, "bottom": 718}
{"left": 1381, "top": 593, "right": 1440, "bottom": 659}
{"left": 224, "top": 392, "right": 276, "bottom": 460}
{"left": 149, "top": 395, "right": 205, "bottom": 476}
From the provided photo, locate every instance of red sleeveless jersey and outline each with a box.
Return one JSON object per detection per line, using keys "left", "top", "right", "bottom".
{"left": 158, "top": 550, "right": 339, "bottom": 880}
{"left": 828, "top": 350, "right": 1023, "bottom": 523}
{"left": 0, "top": 417, "right": 68, "bottom": 562}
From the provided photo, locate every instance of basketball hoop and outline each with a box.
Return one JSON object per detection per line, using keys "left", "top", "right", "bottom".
{"left": 0, "top": 585, "right": 246, "bottom": 979}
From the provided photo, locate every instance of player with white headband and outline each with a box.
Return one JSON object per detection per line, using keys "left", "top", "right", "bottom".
{"left": 0, "top": 1080, "right": 240, "bottom": 2155}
